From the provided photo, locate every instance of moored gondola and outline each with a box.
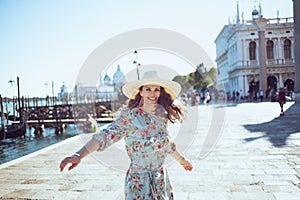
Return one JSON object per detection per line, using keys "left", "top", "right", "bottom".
{"left": 0, "top": 122, "right": 26, "bottom": 140}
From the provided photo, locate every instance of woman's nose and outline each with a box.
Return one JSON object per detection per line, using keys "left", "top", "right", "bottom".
{"left": 149, "top": 91, "right": 156, "bottom": 96}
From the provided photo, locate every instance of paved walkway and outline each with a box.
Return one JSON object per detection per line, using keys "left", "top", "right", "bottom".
{"left": 0, "top": 98, "right": 299, "bottom": 200}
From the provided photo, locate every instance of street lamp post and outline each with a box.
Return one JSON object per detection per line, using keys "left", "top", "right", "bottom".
{"left": 51, "top": 81, "right": 55, "bottom": 105}
{"left": 8, "top": 77, "right": 22, "bottom": 121}
{"left": 133, "top": 50, "right": 141, "bottom": 80}
{"left": 133, "top": 61, "right": 141, "bottom": 80}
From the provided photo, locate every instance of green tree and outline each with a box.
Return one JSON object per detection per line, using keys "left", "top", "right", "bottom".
{"left": 173, "top": 63, "right": 217, "bottom": 93}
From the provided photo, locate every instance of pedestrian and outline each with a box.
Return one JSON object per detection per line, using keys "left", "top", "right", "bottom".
{"left": 195, "top": 92, "right": 200, "bottom": 105}
{"left": 253, "top": 91, "right": 257, "bottom": 102}
{"left": 200, "top": 91, "right": 204, "bottom": 104}
{"left": 266, "top": 86, "right": 270, "bottom": 99}
{"left": 239, "top": 89, "right": 244, "bottom": 101}
{"left": 204, "top": 91, "right": 211, "bottom": 106}
{"left": 60, "top": 71, "right": 193, "bottom": 200}
{"left": 277, "top": 87, "right": 286, "bottom": 116}
{"left": 236, "top": 90, "right": 240, "bottom": 103}
{"left": 290, "top": 90, "right": 295, "bottom": 101}
{"left": 259, "top": 90, "right": 264, "bottom": 102}
{"left": 232, "top": 91, "right": 236, "bottom": 103}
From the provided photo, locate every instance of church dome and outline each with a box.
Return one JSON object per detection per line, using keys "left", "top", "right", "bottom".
{"left": 103, "top": 73, "right": 111, "bottom": 85}
{"left": 113, "top": 65, "right": 126, "bottom": 90}
{"left": 113, "top": 65, "right": 124, "bottom": 84}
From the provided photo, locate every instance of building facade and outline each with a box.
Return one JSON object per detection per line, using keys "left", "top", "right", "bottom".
{"left": 67, "top": 65, "right": 126, "bottom": 103}
{"left": 215, "top": 5, "right": 294, "bottom": 99}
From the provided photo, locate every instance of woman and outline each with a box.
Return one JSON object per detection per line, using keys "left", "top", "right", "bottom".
{"left": 277, "top": 87, "right": 286, "bottom": 116}
{"left": 204, "top": 91, "right": 210, "bottom": 106}
{"left": 60, "top": 71, "right": 193, "bottom": 199}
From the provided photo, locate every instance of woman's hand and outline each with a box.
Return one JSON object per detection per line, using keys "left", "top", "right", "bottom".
{"left": 170, "top": 150, "right": 193, "bottom": 171}
{"left": 180, "top": 159, "right": 193, "bottom": 171}
{"left": 60, "top": 154, "right": 81, "bottom": 172}
{"left": 178, "top": 156, "right": 193, "bottom": 171}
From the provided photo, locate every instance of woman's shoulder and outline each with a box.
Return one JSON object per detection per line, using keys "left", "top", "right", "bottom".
{"left": 118, "top": 107, "right": 140, "bottom": 117}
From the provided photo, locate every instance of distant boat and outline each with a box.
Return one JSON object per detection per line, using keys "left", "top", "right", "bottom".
{"left": 0, "top": 122, "right": 26, "bottom": 140}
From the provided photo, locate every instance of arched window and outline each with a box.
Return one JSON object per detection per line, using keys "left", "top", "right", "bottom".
{"left": 284, "top": 39, "right": 291, "bottom": 59}
{"left": 249, "top": 41, "right": 256, "bottom": 60}
{"left": 266, "top": 40, "right": 274, "bottom": 59}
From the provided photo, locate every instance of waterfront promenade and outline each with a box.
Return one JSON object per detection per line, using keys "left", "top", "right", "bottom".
{"left": 0, "top": 99, "right": 300, "bottom": 199}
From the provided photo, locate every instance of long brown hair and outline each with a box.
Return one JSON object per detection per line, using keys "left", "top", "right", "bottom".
{"left": 127, "top": 86, "right": 183, "bottom": 123}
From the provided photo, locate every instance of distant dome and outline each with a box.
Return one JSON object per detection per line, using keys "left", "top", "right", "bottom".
{"left": 60, "top": 83, "right": 66, "bottom": 92}
{"left": 113, "top": 65, "right": 126, "bottom": 90}
{"left": 103, "top": 73, "right": 111, "bottom": 85}
{"left": 113, "top": 65, "right": 124, "bottom": 84}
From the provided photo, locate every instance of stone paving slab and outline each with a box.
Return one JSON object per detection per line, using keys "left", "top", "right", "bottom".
{"left": 0, "top": 100, "right": 300, "bottom": 199}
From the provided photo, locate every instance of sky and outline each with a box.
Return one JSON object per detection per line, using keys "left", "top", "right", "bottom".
{"left": 0, "top": 0, "right": 294, "bottom": 97}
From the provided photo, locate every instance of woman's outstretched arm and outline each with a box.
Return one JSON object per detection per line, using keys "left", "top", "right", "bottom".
{"left": 60, "top": 139, "right": 100, "bottom": 172}
{"left": 60, "top": 108, "right": 132, "bottom": 172}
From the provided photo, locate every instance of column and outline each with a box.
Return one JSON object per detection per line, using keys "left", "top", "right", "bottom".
{"left": 241, "top": 39, "right": 245, "bottom": 64}
{"left": 278, "top": 73, "right": 283, "bottom": 88}
{"left": 293, "top": 0, "right": 300, "bottom": 92}
{"left": 243, "top": 74, "right": 247, "bottom": 94}
{"left": 254, "top": 18, "right": 268, "bottom": 93}
{"left": 277, "top": 38, "right": 282, "bottom": 60}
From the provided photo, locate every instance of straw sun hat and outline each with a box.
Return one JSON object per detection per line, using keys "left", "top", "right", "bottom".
{"left": 122, "top": 71, "right": 181, "bottom": 100}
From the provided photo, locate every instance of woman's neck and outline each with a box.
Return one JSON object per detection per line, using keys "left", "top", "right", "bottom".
{"left": 141, "top": 104, "right": 156, "bottom": 114}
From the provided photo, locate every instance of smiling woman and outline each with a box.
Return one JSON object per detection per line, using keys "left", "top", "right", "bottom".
{"left": 60, "top": 70, "right": 193, "bottom": 200}
{"left": 139, "top": 85, "right": 162, "bottom": 107}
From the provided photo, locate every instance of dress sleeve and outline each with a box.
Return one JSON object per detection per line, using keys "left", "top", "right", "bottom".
{"left": 166, "top": 139, "right": 177, "bottom": 154}
{"left": 92, "top": 108, "right": 132, "bottom": 151}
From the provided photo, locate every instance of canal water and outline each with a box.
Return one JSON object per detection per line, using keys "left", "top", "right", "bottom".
{"left": 0, "top": 98, "right": 111, "bottom": 165}
{"left": 0, "top": 124, "right": 99, "bottom": 165}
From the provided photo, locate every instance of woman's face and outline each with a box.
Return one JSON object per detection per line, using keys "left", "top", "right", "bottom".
{"left": 140, "top": 85, "right": 161, "bottom": 106}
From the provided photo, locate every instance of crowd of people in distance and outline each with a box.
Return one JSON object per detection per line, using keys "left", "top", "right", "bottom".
{"left": 179, "top": 87, "right": 295, "bottom": 117}
{"left": 179, "top": 90, "right": 211, "bottom": 106}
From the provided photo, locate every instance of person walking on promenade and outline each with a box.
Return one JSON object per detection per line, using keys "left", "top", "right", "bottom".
{"left": 204, "top": 91, "right": 211, "bottom": 106}
{"left": 259, "top": 90, "right": 264, "bottom": 102}
{"left": 277, "top": 87, "right": 286, "bottom": 116}
{"left": 60, "top": 71, "right": 193, "bottom": 200}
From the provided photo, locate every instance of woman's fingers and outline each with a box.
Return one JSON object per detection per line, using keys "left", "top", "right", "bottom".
{"left": 68, "top": 163, "right": 78, "bottom": 171}
{"left": 60, "top": 157, "right": 71, "bottom": 172}
{"left": 60, "top": 156, "right": 80, "bottom": 172}
{"left": 183, "top": 161, "right": 193, "bottom": 171}
{"left": 184, "top": 164, "right": 193, "bottom": 171}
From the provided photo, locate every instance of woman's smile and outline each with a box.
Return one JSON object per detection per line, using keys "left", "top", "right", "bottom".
{"left": 140, "top": 85, "right": 161, "bottom": 106}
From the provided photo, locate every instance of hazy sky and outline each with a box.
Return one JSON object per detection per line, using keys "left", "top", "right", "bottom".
{"left": 0, "top": 0, "right": 293, "bottom": 97}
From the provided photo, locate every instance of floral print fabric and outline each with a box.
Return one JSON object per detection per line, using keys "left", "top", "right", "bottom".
{"left": 92, "top": 107, "right": 176, "bottom": 200}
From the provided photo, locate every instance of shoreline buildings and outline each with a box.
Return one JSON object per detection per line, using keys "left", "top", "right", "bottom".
{"left": 58, "top": 65, "right": 126, "bottom": 103}
{"left": 215, "top": 3, "right": 294, "bottom": 99}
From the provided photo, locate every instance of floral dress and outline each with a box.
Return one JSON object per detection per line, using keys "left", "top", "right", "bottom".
{"left": 92, "top": 107, "right": 176, "bottom": 200}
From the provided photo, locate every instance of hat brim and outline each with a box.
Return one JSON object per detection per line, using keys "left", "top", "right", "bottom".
{"left": 122, "top": 78, "right": 181, "bottom": 100}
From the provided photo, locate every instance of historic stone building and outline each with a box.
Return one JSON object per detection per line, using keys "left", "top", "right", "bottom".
{"left": 67, "top": 65, "right": 125, "bottom": 102}
{"left": 215, "top": 4, "right": 294, "bottom": 99}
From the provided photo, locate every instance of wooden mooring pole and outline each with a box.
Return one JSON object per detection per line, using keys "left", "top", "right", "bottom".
{"left": 0, "top": 95, "right": 6, "bottom": 139}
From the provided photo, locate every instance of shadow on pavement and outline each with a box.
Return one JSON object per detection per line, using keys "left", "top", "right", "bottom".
{"left": 243, "top": 101, "right": 300, "bottom": 147}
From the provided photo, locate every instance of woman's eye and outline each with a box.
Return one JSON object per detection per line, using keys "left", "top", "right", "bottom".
{"left": 144, "top": 87, "right": 160, "bottom": 92}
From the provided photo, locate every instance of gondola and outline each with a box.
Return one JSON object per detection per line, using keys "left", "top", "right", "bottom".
{"left": 0, "top": 121, "right": 26, "bottom": 140}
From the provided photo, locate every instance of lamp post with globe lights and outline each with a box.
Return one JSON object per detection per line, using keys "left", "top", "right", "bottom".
{"left": 8, "top": 76, "right": 22, "bottom": 121}
{"left": 133, "top": 50, "right": 141, "bottom": 80}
